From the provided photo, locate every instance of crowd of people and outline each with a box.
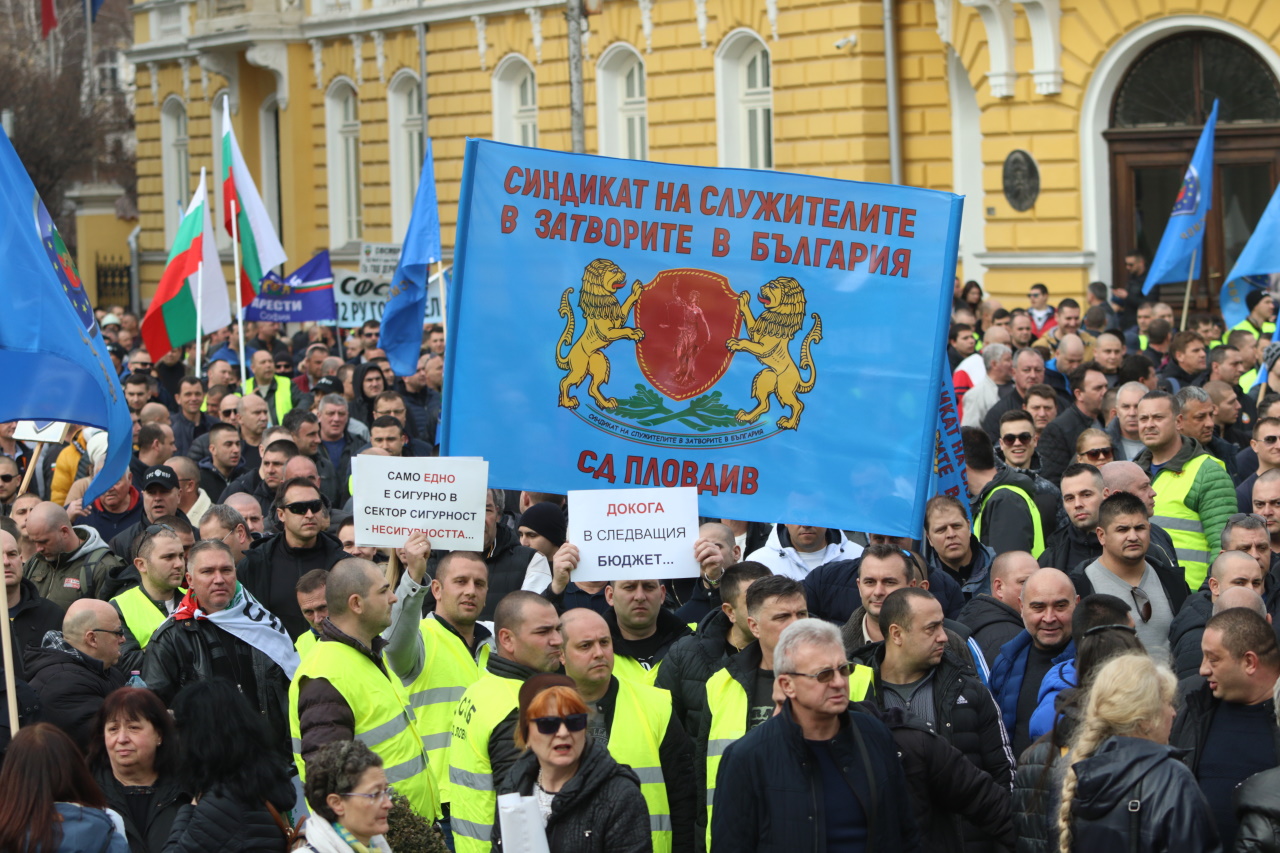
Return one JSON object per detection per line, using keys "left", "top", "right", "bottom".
{"left": 0, "top": 270, "right": 1279, "bottom": 852}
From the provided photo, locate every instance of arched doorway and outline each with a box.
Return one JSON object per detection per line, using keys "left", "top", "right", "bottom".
{"left": 1106, "top": 31, "right": 1280, "bottom": 309}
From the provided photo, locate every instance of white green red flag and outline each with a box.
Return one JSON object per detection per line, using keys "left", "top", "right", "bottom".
{"left": 140, "top": 169, "right": 232, "bottom": 360}
{"left": 221, "top": 95, "right": 287, "bottom": 305}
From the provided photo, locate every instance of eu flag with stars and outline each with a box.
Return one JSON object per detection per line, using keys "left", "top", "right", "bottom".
{"left": 0, "top": 126, "right": 132, "bottom": 502}
{"left": 380, "top": 139, "right": 443, "bottom": 378}
{"left": 1144, "top": 100, "right": 1219, "bottom": 294}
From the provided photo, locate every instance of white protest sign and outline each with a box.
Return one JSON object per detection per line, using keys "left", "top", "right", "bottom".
{"left": 334, "top": 254, "right": 444, "bottom": 327}
{"left": 567, "top": 486, "right": 700, "bottom": 583}
{"left": 13, "top": 420, "right": 69, "bottom": 443}
{"left": 352, "top": 455, "right": 488, "bottom": 549}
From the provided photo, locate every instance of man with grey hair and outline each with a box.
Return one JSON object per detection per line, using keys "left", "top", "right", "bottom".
{"left": 982, "top": 347, "right": 1048, "bottom": 442}
{"left": 198, "top": 504, "right": 254, "bottom": 563}
{"left": 1176, "top": 385, "right": 1240, "bottom": 481}
{"left": 1108, "top": 380, "right": 1149, "bottom": 462}
{"left": 712, "top": 617, "right": 917, "bottom": 852}
{"left": 961, "top": 342, "right": 1014, "bottom": 428}
{"left": 1170, "top": 549, "right": 1268, "bottom": 678}
{"left": 316, "top": 393, "right": 369, "bottom": 494}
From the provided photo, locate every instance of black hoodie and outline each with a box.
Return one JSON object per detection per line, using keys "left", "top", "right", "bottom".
{"left": 955, "top": 593, "right": 1024, "bottom": 667}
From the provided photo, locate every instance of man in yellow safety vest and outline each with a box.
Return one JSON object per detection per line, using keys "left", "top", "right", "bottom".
{"left": 111, "top": 523, "right": 185, "bottom": 672}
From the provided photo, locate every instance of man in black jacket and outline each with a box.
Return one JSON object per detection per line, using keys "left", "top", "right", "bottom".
{"left": 712, "top": 618, "right": 919, "bottom": 853}
{"left": 1171, "top": 607, "right": 1280, "bottom": 848}
{"left": 964, "top": 429, "right": 1044, "bottom": 559}
{"left": 1038, "top": 361, "right": 1112, "bottom": 485}
{"left": 854, "top": 588, "right": 1013, "bottom": 851}
{"left": 561, "top": 608, "right": 696, "bottom": 853}
{"left": 1038, "top": 462, "right": 1106, "bottom": 572}
{"left": 2, "top": 527, "right": 62, "bottom": 676}
{"left": 1169, "top": 550, "right": 1266, "bottom": 679}
{"left": 604, "top": 578, "right": 693, "bottom": 682}
{"left": 957, "top": 550, "right": 1036, "bottom": 666}
{"left": 238, "top": 478, "right": 346, "bottom": 640}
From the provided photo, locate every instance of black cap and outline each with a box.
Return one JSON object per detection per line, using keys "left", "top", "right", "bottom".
{"left": 519, "top": 502, "right": 567, "bottom": 548}
{"left": 141, "top": 465, "right": 179, "bottom": 491}
{"left": 106, "top": 342, "right": 127, "bottom": 358}
{"left": 312, "top": 376, "right": 342, "bottom": 396}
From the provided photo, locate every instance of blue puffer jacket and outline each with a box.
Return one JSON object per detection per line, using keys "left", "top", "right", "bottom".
{"left": 988, "top": 631, "right": 1075, "bottom": 737}
{"left": 804, "top": 556, "right": 967, "bottom": 623}
{"left": 1028, "top": 660, "right": 1076, "bottom": 743}
{"left": 48, "top": 803, "right": 129, "bottom": 853}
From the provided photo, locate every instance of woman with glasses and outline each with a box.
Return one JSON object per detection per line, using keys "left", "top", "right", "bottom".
{"left": 1073, "top": 429, "right": 1115, "bottom": 466}
{"left": 298, "top": 741, "right": 393, "bottom": 853}
{"left": 493, "top": 675, "right": 650, "bottom": 853}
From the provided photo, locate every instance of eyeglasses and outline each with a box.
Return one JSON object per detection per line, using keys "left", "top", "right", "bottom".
{"left": 282, "top": 499, "right": 325, "bottom": 516}
{"left": 1260, "top": 435, "right": 1280, "bottom": 445}
{"left": 0, "top": 474, "right": 14, "bottom": 483}
{"left": 220, "top": 408, "right": 238, "bottom": 417}
{"left": 1228, "top": 512, "right": 1267, "bottom": 525}
{"left": 90, "top": 628, "right": 126, "bottom": 638}
{"left": 339, "top": 789, "right": 392, "bottom": 804}
{"left": 1082, "top": 447, "right": 1114, "bottom": 461}
{"left": 139, "top": 523, "right": 175, "bottom": 552}
{"left": 1001, "top": 432, "right": 1033, "bottom": 446}
{"left": 783, "top": 662, "right": 857, "bottom": 684}
{"left": 530, "top": 714, "right": 588, "bottom": 735}
{"left": 1130, "top": 586, "right": 1153, "bottom": 623}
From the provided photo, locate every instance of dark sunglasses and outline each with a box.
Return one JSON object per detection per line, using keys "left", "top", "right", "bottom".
{"left": 0, "top": 474, "right": 14, "bottom": 483}
{"left": 1261, "top": 435, "right": 1280, "bottom": 445}
{"left": 131, "top": 364, "right": 153, "bottom": 372}
{"left": 1130, "top": 586, "right": 1153, "bottom": 623}
{"left": 530, "top": 714, "right": 588, "bottom": 735}
{"left": 283, "top": 499, "right": 325, "bottom": 516}
{"left": 139, "top": 523, "right": 175, "bottom": 549}
{"left": 1083, "top": 447, "right": 1114, "bottom": 461}
{"left": 220, "top": 408, "right": 238, "bottom": 417}
{"left": 784, "top": 662, "right": 857, "bottom": 684}
{"left": 1001, "top": 432, "right": 1033, "bottom": 446}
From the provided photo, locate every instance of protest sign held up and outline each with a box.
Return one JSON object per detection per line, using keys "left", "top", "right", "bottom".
{"left": 567, "top": 486, "right": 700, "bottom": 583}
{"left": 352, "top": 455, "right": 488, "bottom": 549}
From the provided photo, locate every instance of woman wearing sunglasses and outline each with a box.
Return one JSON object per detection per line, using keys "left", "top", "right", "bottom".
{"left": 298, "top": 740, "right": 394, "bottom": 853}
{"left": 494, "top": 675, "right": 650, "bottom": 853}
{"left": 1073, "top": 429, "right": 1115, "bottom": 466}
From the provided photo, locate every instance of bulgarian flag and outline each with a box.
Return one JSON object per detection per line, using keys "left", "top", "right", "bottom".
{"left": 222, "top": 95, "right": 286, "bottom": 306}
{"left": 140, "top": 169, "right": 233, "bottom": 360}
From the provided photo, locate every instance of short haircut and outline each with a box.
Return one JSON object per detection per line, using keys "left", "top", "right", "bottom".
{"left": 1253, "top": 417, "right": 1280, "bottom": 439}
{"left": 1071, "top": 593, "right": 1132, "bottom": 638}
{"left": 961, "top": 426, "right": 996, "bottom": 470}
{"left": 1174, "top": 385, "right": 1210, "bottom": 407}
{"left": 199, "top": 504, "right": 246, "bottom": 533}
{"left": 326, "top": 558, "right": 379, "bottom": 615}
{"left": 720, "top": 561, "right": 772, "bottom": 607}
{"left": 186, "top": 538, "right": 233, "bottom": 568}
{"left": 370, "top": 416, "right": 404, "bottom": 434}
{"left": 925, "top": 494, "right": 969, "bottom": 526}
{"left": 1087, "top": 282, "right": 1108, "bottom": 302}
{"left": 744, "top": 574, "right": 805, "bottom": 616}
{"left": 123, "top": 373, "right": 150, "bottom": 389}
{"left": 318, "top": 393, "right": 349, "bottom": 411}
{"left": 296, "top": 568, "right": 328, "bottom": 595}
{"left": 999, "top": 408, "right": 1034, "bottom": 428}
{"left": 1014, "top": 348, "right": 1045, "bottom": 368}
{"left": 1222, "top": 513, "right": 1268, "bottom": 550}
{"left": 949, "top": 323, "right": 973, "bottom": 343}
{"left": 1030, "top": 283, "right": 1049, "bottom": 296}
{"left": 178, "top": 375, "right": 204, "bottom": 391}
{"left": 208, "top": 422, "right": 238, "bottom": 442}
{"left": 1207, "top": 345, "right": 1239, "bottom": 371}
{"left": 1061, "top": 462, "right": 1103, "bottom": 486}
{"left": 860, "top": 543, "right": 912, "bottom": 582}
{"left": 1147, "top": 318, "right": 1172, "bottom": 346}
{"left": 1206, "top": 607, "right": 1280, "bottom": 666}
{"left": 137, "top": 423, "right": 167, "bottom": 449}
{"left": 774, "top": 619, "right": 843, "bottom": 676}
{"left": 1228, "top": 329, "right": 1258, "bottom": 350}
{"left": 493, "top": 590, "right": 554, "bottom": 638}
{"left": 1058, "top": 298, "right": 1079, "bottom": 312}
{"left": 1083, "top": 305, "right": 1108, "bottom": 329}
{"left": 275, "top": 477, "right": 323, "bottom": 507}
{"left": 1097, "top": 491, "right": 1149, "bottom": 528}
{"left": 524, "top": 492, "right": 567, "bottom": 507}
{"left": 1067, "top": 360, "right": 1105, "bottom": 395}
{"left": 878, "top": 587, "right": 936, "bottom": 636}
{"left": 282, "top": 408, "right": 319, "bottom": 433}
{"left": 1024, "top": 383, "right": 1057, "bottom": 404}
{"left": 1140, "top": 389, "right": 1179, "bottom": 416}
{"left": 136, "top": 526, "right": 180, "bottom": 561}
{"left": 1116, "top": 354, "right": 1155, "bottom": 386}
{"left": 982, "top": 343, "right": 1011, "bottom": 369}
{"left": 1170, "top": 330, "right": 1205, "bottom": 357}
{"left": 373, "top": 390, "right": 406, "bottom": 409}
{"left": 262, "top": 439, "right": 300, "bottom": 459}
{"left": 436, "top": 550, "right": 486, "bottom": 583}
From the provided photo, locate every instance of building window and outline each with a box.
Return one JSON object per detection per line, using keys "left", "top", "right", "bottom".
{"left": 716, "top": 31, "right": 773, "bottom": 169}
{"left": 154, "top": 4, "right": 184, "bottom": 40}
{"left": 260, "top": 96, "right": 282, "bottom": 239}
{"left": 388, "top": 72, "right": 425, "bottom": 242}
{"left": 325, "top": 79, "right": 362, "bottom": 247}
{"left": 597, "top": 45, "right": 647, "bottom": 159}
{"left": 493, "top": 56, "right": 537, "bottom": 147}
{"left": 160, "top": 96, "right": 190, "bottom": 245}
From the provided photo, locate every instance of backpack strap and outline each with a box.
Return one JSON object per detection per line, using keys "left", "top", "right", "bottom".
{"left": 1127, "top": 777, "right": 1142, "bottom": 853}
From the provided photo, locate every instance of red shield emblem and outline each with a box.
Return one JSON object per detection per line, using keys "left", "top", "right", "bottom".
{"left": 634, "top": 269, "right": 741, "bottom": 401}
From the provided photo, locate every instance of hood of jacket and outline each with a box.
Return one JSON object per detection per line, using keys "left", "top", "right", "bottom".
{"left": 1072, "top": 735, "right": 1189, "bottom": 819}
{"left": 1134, "top": 435, "right": 1206, "bottom": 476}
{"left": 68, "top": 525, "right": 111, "bottom": 563}
{"left": 757, "top": 523, "right": 858, "bottom": 573}
{"left": 91, "top": 486, "right": 140, "bottom": 517}
{"left": 10, "top": 577, "right": 46, "bottom": 618}
{"left": 956, "top": 593, "right": 1022, "bottom": 635}
{"left": 974, "top": 465, "right": 1039, "bottom": 514}
{"left": 52, "top": 804, "right": 119, "bottom": 850}
{"left": 605, "top": 606, "right": 693, "bottom": 658}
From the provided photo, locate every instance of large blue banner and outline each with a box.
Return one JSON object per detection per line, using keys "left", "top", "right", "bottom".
{"left": 442, "top": 140, "right": 963, "bottom": 535}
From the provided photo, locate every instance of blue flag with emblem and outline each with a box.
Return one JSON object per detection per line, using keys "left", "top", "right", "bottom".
{"left": 1144, "top": 99, "right": 1219, "bottom": 294}
{"left": 1219, "top": 274, "right": 1272, "bottom": 332}
{"left": 380, "top": 139, "right": 442, "bottom": 377}
{"left": 244, "top": 251, "right": 337, "bottom": 323}
{"left": 931, "top": 346, "right": 970, "bottom": 519}
{"left": 0, "top": 126, "right": 132, "bottom": 502}
{"left": 1222, "top": 179, "right": 1280, "bottom": 325}
{"left": 441, "top": 139, "right": 963, "bottom": 536}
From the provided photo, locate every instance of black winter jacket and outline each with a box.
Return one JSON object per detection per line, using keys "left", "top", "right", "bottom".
{"left": 1168, "top": 589, "right": 1213, "bottom": 680}
{"left": 1013, "top": 738, "right": 1070, "bottom": 853}
{"left": 1038, "top": 405, "right": 1108, "bottom": 485}
{"left": 956, "top": 593, "right": 1024, "bottom": 667}
{"left": 1235, "top": 765, "right": 1280, "bottom": 853}
{"left": 606, "top": 606, "right": 692, "bottom": 674}
{"left": 8, "top": 577, "right": 63, "bottom": 676}
{"left": 1066, "top": 735, "right": 1221, "bottom": 852}
{"left": 803, "top": 555, "right": 967, "bottom": 622}
{"left": 711, "top": 699, "right": 920, "bottom": 853}
{"left": 653, "top": 608, "right": 743, "bottom": 739}
{"left": 94, "top": 765, "right": 189, "bottom": 853}
{"left": 478, "top": 524, "right": 537, "bottom": 622}
{"left": 217, "top": 469, "right": 277, "bottom": 519}
{"left": 237, "top": 531, "right": 347, "bottom": 640}
{"left": 855, "top": 702, "right": 1014, "bottom": 853}
{"left": 494, "top": 739, "right": 650, "bottom": 853}
{"left": 161, "top": 777, "right": 294, "bottom": 853}
{"left": 25, "top": 635, "right": 127, "bottom": 751}
{"left": 1170, "top": 679, "right": 1280, "bottom": 776}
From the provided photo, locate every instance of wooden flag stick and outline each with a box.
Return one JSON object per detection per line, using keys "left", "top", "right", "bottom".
{"left": 1179, "top": 249, "right": 1198, "bottom": 332}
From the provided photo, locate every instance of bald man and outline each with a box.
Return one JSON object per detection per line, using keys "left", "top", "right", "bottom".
{"left": 560, "top": 608, "right": 695, "bottom": 852}
{"left": 1170, "top": 551, "right": 1267, "bottom": 680}
{"left": 25, "top": 598, "right": 127, "bottom": 749}
{"left": 958, "top": 550, "right": 1039, "bottom": 666}
{"left": 1215, "top": 586, "right": 1269, "bottom": 617}
{"left": 23, "top": 502, "right": 125, "bottom": 611}
{"left": 988, "top": 567, "right": 1079, "bottom": 755}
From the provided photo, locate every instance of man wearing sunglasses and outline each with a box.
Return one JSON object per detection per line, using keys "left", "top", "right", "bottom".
{"left": 560, "top": 607, "right": 696, "bottom": 853}
{"left": 853, "top": 588, "right": 1013, "bottom": 849}
{"left": 962, "top": 428, "right": 1045, "bottom": 561}
{"left": 25, "top": 598, "right": 127, "bottom": 751}
{"left": 239, "top": 477, "right": 346, "bottom": 641}
{"left": 1169, "top": 549, "right": 1267, "bottom": 680}
{"left": 1237, "top": 418, "right": 1280, "bottom": 514}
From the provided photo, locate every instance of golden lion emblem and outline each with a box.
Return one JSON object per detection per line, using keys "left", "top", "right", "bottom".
{"left": 725, "top": 276, "right": 822, "bottom": 430}
{"left": 556, "top": 258, "right": 647, "bottom": 410}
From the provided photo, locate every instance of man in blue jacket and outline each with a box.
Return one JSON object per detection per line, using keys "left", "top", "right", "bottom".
{"left": 712, "top": 618, "right": 919, "bottom": 853}
{"left": 987, "top": 567, "right": 1077, "bottom": 756}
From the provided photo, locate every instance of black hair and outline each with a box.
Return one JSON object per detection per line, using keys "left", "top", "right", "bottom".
{"left": 169, "top": 680, "right": 290, "bottom": 801}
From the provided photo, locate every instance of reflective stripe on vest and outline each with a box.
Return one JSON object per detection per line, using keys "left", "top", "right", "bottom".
{"left": 111, "top": 587, "right": 166, "bottom": 650}
{"left": 1152, "top": 453, "right": 1218, "bottom": 590}
{"left": 608, "top": 677, "right": 675, "bottom": 853}
{"left": 406, "top": 616, "right": 489, "bottom": 804}
{"left": 288, "top": 641, "right": 440, "bottom": 820}
{"left": 243, "top": 375, "right": 292, "bottom": 424}
{"left": 613, "top": 654, "right": 661, "bottom": 686}
{"left": 974, "top": 484, "right": 1046, "bottom": 558}
{"left": 448, "top": 672, "right": 523, "bottom": 853}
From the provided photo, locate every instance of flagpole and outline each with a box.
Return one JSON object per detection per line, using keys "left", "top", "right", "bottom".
{"left": 231, "top": 198, "right": 246, "bottom": 386}
{"left": 1180, "top": 248, "right": 1197, "bottom": 332}
{"left": 194, "top": 260, "right": 203, "bottom": 379}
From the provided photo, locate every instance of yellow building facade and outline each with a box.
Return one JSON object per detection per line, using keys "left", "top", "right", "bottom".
{"left": 126, "top": 0, "right": 1280, "bottom": 309}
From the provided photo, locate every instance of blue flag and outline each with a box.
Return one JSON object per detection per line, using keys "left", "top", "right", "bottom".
{"left": 1144, "top": 100, "right": 1219, "bottom": 294}
{"left": 0, "top": 127, "right": 132, "bottom": 502}
{"left": 244, "top": 251, "right": 337, "bottom": 324}
{"left": 380, "top": 139, "right": 443, "bottom": 377}
{"left": 931, "top": 347, "right": 970, "bottom": 518}
{"left": 1219, "top": 275, "right": 1271, "bottom": 332}
{"left": 441, "top": 139, "right": 963, "bottom": 536}
{"left": 1226, "top": 181, "right": 1280, "bottom": 286}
